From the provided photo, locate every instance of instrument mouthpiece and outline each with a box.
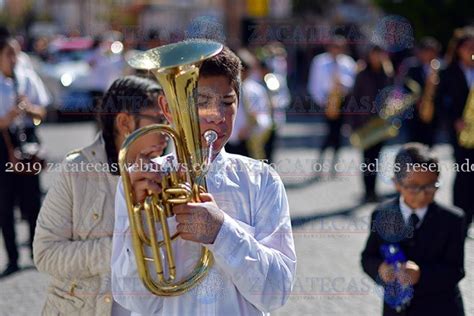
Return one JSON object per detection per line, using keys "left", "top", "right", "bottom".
{"left": 204, "top": 130, "right": 218, "bottom": 145}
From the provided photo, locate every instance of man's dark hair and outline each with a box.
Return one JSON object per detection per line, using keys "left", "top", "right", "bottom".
{"left": 453, "top": 27, "right": 474, "bottom": 63}
{"left": 236, "top": 48, "right": 257, "bottom": 71}
{"left": 327, "top": 35, "right": 347, "bottom": 48}
{"left": 394, "top": 142, "right": 440, "bottom": 183}
{"left": 417, "top": 37, "right": 441, "bottom": 53}
{"left": 200, "top": 45, "right": 242, "bottom": 100}
{"left": 0, "top": 25, "right": 11, "bottom": 38}
{"left": 0, "top": 25, "right": 12, "bottom": 51}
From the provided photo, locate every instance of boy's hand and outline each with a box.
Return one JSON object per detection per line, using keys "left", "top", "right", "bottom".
{"left": 378, "top": 262, "right": 396, "bottom": 283}
{"left": 129, "top": 146, "right": 164, "bottom": 204}
{"left": 174, "top": 193, "right": 224, "bottom": 244}
{"left": 397, "top": 260, "right": 421, "bottom": 286}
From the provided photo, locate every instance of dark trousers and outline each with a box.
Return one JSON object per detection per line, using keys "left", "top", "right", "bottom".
{"left": 264, "top": 128, "right": 277, "bottom": 164}
{"left": 321, "top": 116, "right": 343, "bottom": 154}
{"left": 363, "top": 142, "right": 384, "bottom": 197}
{"left": 0, "top": 173, "right": 41, "bottom": 265}
{"left": 0, "top": 128, "right": 42, "bottom": 265}
{"left": 407, "top": 118, "right": 436, "bottom": 147}
{"left": 453, "top": 145, "right": 474, "bottom": 231}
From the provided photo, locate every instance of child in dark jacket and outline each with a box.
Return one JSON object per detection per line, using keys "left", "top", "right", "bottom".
{"left": 361, "top": 143, "right": 466, "bottom": 316}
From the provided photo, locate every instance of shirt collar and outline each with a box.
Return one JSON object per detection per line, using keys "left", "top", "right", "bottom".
{"left": 459, "top": 62, "right": 474, "bottom": 86}
{"left": 399, "top": 196, "right": 428, "bottom": 226}
{"left": 205, "top": 148, "right": 228, "bottom": 188}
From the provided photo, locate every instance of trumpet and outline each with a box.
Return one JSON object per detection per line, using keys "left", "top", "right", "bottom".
{"left": 118, "top": 40, "right": 223, "bottom": 296}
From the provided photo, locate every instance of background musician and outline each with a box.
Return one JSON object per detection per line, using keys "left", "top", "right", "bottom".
{"left": 435, "top": 29, "right": 474, "bottom": 237}
{"left": 405, "top": 37, "right": 442, "bottom": 147}
{"left": 226, "top": 48, "right": 272, "bottom": 159}
{"left": 350, "top": 45, "right": 394, "bottom": 203}
{"left": 307, "top": 35, "right": 357, "bottom": 170}
{"left": 0, "top": 28, "right": 49, "bottom": 278}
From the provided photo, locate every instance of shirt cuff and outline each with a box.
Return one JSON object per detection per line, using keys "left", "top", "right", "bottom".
{"left": 206, "top": 212, "right": 254, "bottom": 261}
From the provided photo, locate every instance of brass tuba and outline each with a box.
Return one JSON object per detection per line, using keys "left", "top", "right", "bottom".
{"left": 118, "top": 40, "right": 223, "bottom": 296}
{"left": 350, "top": 79, "right": 421, "bottom": 150}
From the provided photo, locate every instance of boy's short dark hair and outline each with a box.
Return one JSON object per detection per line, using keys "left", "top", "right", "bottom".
{"left": 200, "top": 45, "right": 242, "bottom": 101}
{"left": 417, "top": 36, "right": 441, "bottom": 53}
{"left": 394, "top": 142, "right": 440, "bottom": 182}
{"left": 236, "top": 48, "right": 257, "bottom": 71}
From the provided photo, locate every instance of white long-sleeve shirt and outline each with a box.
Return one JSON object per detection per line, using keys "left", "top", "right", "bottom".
{"left": 307, "top": 52, "right": 356, "bottom": 107}
{"left": 111, "top": 149, "right": 296, "bottom": 315}
{"left": 229, "top": 77, "right": 272, "bottom": 145}
{"left": 0, "top": 66, "right": 50, "bottom": 127}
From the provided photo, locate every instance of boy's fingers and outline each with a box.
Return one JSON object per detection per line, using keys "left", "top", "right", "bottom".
{"left": 177, "top": 223, "right": 193, "bottom": 234}
{"left": 198, "top": 193, "right": 215, "bottom": 203}
{"left": 134, "top": 179, "right": 162, "bottom": 197}
{"left": 130, "top": 171, "right": 163, "bottom": 185}
{"left": 175, "top": 213, "right": 193, "bottom": 224}
{"left": 178, "top": 232, "right": 194, "bottom": 241}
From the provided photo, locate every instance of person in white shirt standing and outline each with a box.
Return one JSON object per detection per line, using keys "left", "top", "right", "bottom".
{"left": 227, "top": 48, "right": 273, "bottom": 160}
{"left": 0, "top": 27, "right": 50, "bottom": 277}
{"left": 307, "top": 35, "right": 356, "bottom": 172}
{"left": 111, "top": 45, "right": 296, "bottom": 315}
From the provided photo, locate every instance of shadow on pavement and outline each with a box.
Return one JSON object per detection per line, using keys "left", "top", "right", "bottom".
{"left": 291, "top": 192, "right": 398, "bottom": 228}
{"left": 283, "top": 173, "right": 326, "bottom": 189}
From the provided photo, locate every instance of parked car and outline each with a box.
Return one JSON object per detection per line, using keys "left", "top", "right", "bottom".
{"left": 33, "top": 36, "right": 125, "bottom": 121}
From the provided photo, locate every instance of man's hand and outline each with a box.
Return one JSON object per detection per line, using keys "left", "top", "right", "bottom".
{"left": 174, "top": 193, "right": 224, "bottom": 244}
{"left": 378, "top": 262, "right": 396, "bottom": 283}
{"left": 7, "top": 106, "right": 21, "bottom": 122}
{"left": 129, "top": 146, "right": 164, "bottom": 204}
{"left": 17, "top": 95, "right": 46, "bottom": 120}
{"left": 455, "top": 119, "right": 466, "bottom": 133}
{"left": 397, "top": 260, "right": 421, "bottom": 286}
{"left": 0, "top": 107, "right": 21, "bottom": 129}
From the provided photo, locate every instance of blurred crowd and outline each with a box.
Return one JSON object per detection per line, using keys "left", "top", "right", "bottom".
{"left": 305, "top": 26, "right": 474, "bottom": 217}
{"left": 0, "top": 20, "right": 473, "bottom": 282}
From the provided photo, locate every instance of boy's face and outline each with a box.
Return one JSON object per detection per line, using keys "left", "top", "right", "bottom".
{"left": 132, "top": 107, "right": 168, "bottom": 157}
{"left": 394, "top": 171, "right": 439, "bottom": 209}
{"left": 459, "top": 38, "right": 474, "bottom": 67}
{"left": 160, "top": 75, "right": 237, "bottom": 158}
{"left": 123, "top": 107, "right": 168, "bottom": 162}
{"left": 196, "top": 75, "right": 237, "bottom": 155}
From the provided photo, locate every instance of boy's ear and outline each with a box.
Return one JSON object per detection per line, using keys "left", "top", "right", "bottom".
{"left": 158, "top": 95, "right": 172, "bottom": 123}
{"left": 115, "top": 113, "right": 135, "bottom": 136}
{"left": 393, "top": 177, "right": 402, "bottom": 193}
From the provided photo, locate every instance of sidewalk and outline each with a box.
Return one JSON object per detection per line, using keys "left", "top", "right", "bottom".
{"left": 0, "top": 122, "right": 472, "bottom": 315}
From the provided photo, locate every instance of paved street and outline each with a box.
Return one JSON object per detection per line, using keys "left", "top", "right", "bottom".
{"left": 0, "top": 121, "right": 472, "bottom": 316}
